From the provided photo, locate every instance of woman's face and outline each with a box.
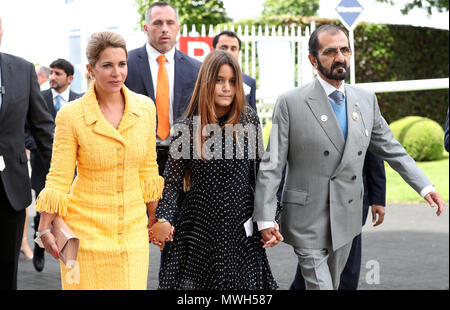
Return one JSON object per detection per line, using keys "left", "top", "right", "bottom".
{"left": 87, "top": 47, "right": 127, "bottom": 95}
{"left": 214, "top": 64, "right": 236, "bottom": 117}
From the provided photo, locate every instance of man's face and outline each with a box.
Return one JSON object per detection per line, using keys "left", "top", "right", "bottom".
{"left": 310, "top": 31, "right": 352, "bottom": 83}
{"left": 49, "top": 67, "right": 72, "bottom": 92}
{"left": 144, "top": 5, "right": 180, "bottom": 54}
{"left": 215, "top": 35, "right": 240, "bottom": 60}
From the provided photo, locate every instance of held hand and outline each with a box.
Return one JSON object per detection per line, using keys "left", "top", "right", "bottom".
{"left": 149, "top": 221, "right": 172, "bottom": 250}
{"left": 424, "top": 191, "right": 445, "bottom": 216}
{"left": 260, "top": 223, "right": 283, "bottom": 249}
{"left": 371, "top": 205, "right": 385, "bottom": 227}
{"left": 40, "top": 232, "right": 60, "bottom": 260}
{"left": 146, "top": 201, "right": 159, "bottom": 228}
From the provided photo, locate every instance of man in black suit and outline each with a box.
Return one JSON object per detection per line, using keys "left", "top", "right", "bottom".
{"left": 0, "top": 16, "right": 54, "bottom": 290}
{"left": 125, "top": 1, "right": 201, "bottom": 176}
{"left": 212, "top": 31, "right": 257, "bottom": 111}
{"left": 289, "top": 151, "right": 386, "bottom": 290}
{"left": 25, "top": 58, "right": 81, "bottom": 272}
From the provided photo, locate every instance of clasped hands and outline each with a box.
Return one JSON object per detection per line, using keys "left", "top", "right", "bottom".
{"left": 260, "top": 222, "right": 283, "bottom": 248}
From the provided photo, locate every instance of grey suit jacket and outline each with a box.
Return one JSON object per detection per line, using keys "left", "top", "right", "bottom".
{"left": 253, "top": 78, "right": 431, "bottom": 251}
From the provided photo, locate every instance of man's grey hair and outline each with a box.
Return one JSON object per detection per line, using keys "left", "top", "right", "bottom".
{"left": 36, "top": 65, "right": 50, "bottom": 79}
{"left": 145, "top": 1, "right": 179, "bottom": 25}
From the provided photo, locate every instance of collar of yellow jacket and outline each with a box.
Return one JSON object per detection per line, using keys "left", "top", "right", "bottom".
{"left": 81, "top": 81, "right": 143, "bottom": 130}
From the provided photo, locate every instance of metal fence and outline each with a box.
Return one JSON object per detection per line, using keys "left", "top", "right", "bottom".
{"left": 181, "top": 24, "right": 449, "bottom": 126}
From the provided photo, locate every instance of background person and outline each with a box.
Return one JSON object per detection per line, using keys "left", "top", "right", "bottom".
{"left": 35, "top": 65, "right": 50, "bottom": 91}
{"left": 35, "top": 31, "right": 164, "bottom": 289}
{"left": 0, "top": 16, "right": 54, "bottom": 290}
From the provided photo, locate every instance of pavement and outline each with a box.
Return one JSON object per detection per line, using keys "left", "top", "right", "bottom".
{"left": 17, "top": 198, "right": 448, "bottom": 290}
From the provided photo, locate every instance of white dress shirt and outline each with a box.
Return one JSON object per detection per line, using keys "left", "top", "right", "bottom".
{"left": 146, "top": 43, "right": 175, "bottom": 146}
{"left": 51, "top": 87, "right": 71, "bottom": 109}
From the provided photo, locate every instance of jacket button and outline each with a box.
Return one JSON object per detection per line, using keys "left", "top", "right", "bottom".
{"left": 348, "top": 199, "right": 353, "bottom": 203}
{"left": 324, "top": 150, "right": 330, "bottom": 156}
{"left": 331, "top": 176, "right": 336, "bottom": 181}
{"left": 358, "top": 151, "right": 362, "bottom": 156}
{"left": 352, "top": 175, "right": 357, "bottom": 180}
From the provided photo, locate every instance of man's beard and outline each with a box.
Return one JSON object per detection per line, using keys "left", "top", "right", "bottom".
{"left": 317, "top": 58, "right": 349, "bottom": 81}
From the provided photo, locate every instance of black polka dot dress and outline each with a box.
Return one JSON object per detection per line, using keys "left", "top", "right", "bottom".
{"left": 156, "top": 107, "right": 278, "bottom": 290}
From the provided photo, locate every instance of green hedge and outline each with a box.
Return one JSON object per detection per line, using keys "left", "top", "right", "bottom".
{"left": 225, "top": 16, "right": 449, "bottom": 128}
{"left": 390, "top": 116, "right": 445, "bottom": 161}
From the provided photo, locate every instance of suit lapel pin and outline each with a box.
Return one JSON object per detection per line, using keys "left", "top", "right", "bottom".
{"left": 352, "top": 112, "right": 359, "bottom": 121}
{"left": 321, "top": 115, "right": 328, "bottom": 122}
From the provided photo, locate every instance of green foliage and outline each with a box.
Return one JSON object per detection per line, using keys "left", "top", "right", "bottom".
{"left": 134, "top": 0, "right": 230, "bottom": 31}
{"left": 228, "top": 16, "right": 449, "bottom": 128}
{"left": 390, "top": 116, "right": 445, "bottom": 161}
{"left": 353, "top": 23, "right": 449, "bottom": 128}
{"left": 262, "top": 121, "right": 272, "bottom": 149}
{"left": 375, "top": 0, "right": 449, "bottom": 15}
{"left": 262, "top": 0, "right": 320, "bottom": 17}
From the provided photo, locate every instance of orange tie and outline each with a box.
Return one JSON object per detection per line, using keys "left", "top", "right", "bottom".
{"left": 156, "top": 55, "right": 170, "bottom": 140}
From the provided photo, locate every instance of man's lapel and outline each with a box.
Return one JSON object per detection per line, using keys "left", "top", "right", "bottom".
{"left": 0, "top": 54, "right": 13, "bottom": 123}
{"left": 173, "top": 50, "right": 183, "bottom": 116}
{"left": 334, "top": 86, "right": 364, "bottom": 175}
{"left": 306, "top": 79, "right": 345, "bottom": 155}
{"left": 138, "top": 45, "right": 155, "bottom": 101}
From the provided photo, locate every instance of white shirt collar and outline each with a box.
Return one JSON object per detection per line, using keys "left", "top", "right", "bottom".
{"left": 51, "top": 87, "right": 71, "bottom": 103}
{"left": 145, "top": 42, "right": 175, "bottom": 63}
{"left": 317, "top": 75, "right": 346, "bottom": 98}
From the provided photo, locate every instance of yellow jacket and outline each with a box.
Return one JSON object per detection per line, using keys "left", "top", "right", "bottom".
{"left": 35, "top": 82, "right": 164, "bottom": 289}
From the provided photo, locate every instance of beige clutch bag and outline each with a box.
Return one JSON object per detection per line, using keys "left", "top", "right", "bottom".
{"left": 34, "top": 216, "right": 79, "bottom": 268}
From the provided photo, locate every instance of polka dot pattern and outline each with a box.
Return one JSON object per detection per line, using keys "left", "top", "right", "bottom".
{"left": 156, "top": 107, "right": 278, "bottom": 290}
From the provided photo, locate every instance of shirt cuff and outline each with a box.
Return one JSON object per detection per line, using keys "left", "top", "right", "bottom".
{"left": 420, "top": 185, "right": 436, "bottom": 198}
{"left": 257, "top": 221, "right": 274, "bottom": 231}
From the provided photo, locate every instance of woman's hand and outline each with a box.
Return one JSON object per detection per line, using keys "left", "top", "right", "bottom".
{"left": 146, "top": 200, "right": 159, "bottom": 228}
{"left": 37, "top": 212, "right": 59, "bottom": 260}
{"left": 149, "top": 221, "right": 174, "bottom": 250}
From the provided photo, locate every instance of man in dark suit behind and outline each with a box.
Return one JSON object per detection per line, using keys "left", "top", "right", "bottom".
{"left": 25, "top": 58, "right": 81, "bottom": 272}
{"left": 212, "top": 31, "right": 257, "bottom": 111}
{"left": 289, "top": 151, "right": 386, "bottom": 290}
{"left": 124, "top": 1, "right": 201, "bottom": 278}
{"left": 0, "top": 16, "right": 54, "bottom": 290}
{"left": 125, "top": 1, "right": 201, "bottom": 177}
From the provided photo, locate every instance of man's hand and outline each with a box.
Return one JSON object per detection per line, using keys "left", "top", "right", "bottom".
{"left": 371, "top": 204, "right": 385, "bottom": 227}
{"left": 424, "top": 191, "right": 445, "bottom": 216}
{"left": 261, "top": 222, "right": 284, "bottom": 249}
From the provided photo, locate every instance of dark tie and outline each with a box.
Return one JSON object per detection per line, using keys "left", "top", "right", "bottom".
{"left": 55, "top": 95, "right": 62, "bottom": 113}
{"left": 329, "top": 90, "right": 345, "bottom": 106}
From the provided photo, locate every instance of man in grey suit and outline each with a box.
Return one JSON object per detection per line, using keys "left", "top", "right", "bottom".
{"left": 253, "top": 24, "right": 445, "bottom": 290}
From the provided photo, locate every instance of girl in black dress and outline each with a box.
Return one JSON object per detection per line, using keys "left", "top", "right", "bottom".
{"left": 150, "top": 50, "right": 278, "bottom": 290}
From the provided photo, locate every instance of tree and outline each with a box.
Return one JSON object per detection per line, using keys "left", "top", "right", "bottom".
{"left": 262, "top": 0, "right": 320, "bottom": 17}
{"left": 134, "top": 0, "right": 230, "bottom": 30}
{"left": 375, "top": 0, "right": 449, "bottom": 15}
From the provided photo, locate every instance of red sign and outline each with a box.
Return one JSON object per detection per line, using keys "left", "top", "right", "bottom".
{"left": 179, "top": 36, "right": 213, "bottom": 62}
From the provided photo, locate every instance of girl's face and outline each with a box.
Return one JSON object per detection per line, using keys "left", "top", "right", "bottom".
{"left": 214, "top": 64, "right": 236, "bottom": 117}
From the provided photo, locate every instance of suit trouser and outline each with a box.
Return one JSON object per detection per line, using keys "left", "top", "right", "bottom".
{"left": 290, "top": 233, "right": 362, "bottom": 290}
{"left": 0, "top": 177, "right": 26, "bottom": 290}
{"left": 293, "top": 240, "right": 353, "bottom": 290}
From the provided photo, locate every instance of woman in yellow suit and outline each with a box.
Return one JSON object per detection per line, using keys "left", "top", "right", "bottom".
{"left": 35, "top": 32, "right": 164, "bottom": 290}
